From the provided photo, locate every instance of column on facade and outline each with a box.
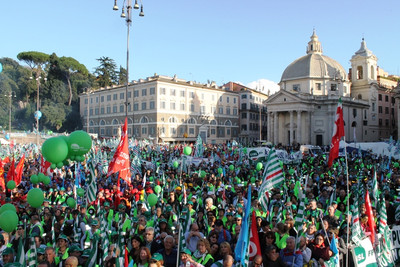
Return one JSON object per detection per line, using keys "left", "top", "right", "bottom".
{"left": 297, "top": 110, "right": 301, "bottom": 145}
{"left": 266, "top": 112, "right": 270, "bottom": 142}
{"left": 309, "top": 111, "right": 314, "bottom": 144}
{"left": 274, "top": 112, "right": 278, "bottom": 145}
{"left": 289, "top": 111, "right": 294, "bottom": 145}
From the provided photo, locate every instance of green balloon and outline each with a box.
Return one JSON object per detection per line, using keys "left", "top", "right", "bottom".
{"left": 229, "top": 165, "right": 234, "bottom": 171}
{"left": 288, "top": 169, "right": 295, "bottom": 175}
{"left": 41, "top": 137, "right": 69, "bottom": 164}
{"left": 6, "top": 180, "right": 16, "bottom": 190}
{"left": 0, "top": 210, "right": 18, "bottom": 232}
{"left": 51, "top": 163, "right": 56, "bottom": 169}
{"left": 154, "top": 185, "right": 162, "bottom": 194}
{"left": 67, "top": 198, "right": 76, "bottom": 208}
{"left": 67, "top": 130, "right": 92, "bottom": 156}
{"left": 30, "top": 175, "right": 39, "bottom": 184}
{"left": 251, "top": 177, "right": 256, "bottom": 183}
{"left": 56, "top": 162, "right": 64, "bottom": 169}
{"left": 27, "top": 188, "right": 44, "bottom": 208}
{"left": 256, "top": 162, "right": 263, "bottom": 171}
{"left": 42, "top": 176, "right": 51, "bottom": 186}
{"left": 0, "top": 203, "right": 16, "bottom": 215}
{"left": 183, "top": 146, "right": 192, "bottom": 156}
{"left": 77, "top": 188, "right": 85, "bottom": 197}
{"left": 394, "top": 162, "right": 399, "bottom": 168}
{"left": 38, "top": 173, "right": 46, "bottom": 182}
{"left": 218, "top": 167, "right": 223, "bottom": 174}
{"left": 147, "top": 193, "right": 158, "bottom": 207}
{"left": 173, "top": 161, "right": 179, "bottom": 168}
{"left": 200, "top": 170, "right": 206, "bottom": 178}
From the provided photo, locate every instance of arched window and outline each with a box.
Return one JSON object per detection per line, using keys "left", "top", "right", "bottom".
{"left": 89, "top": 120, "right": 94, "bottom": 126}
{"left": 370, "top": 66, "right": 375, "bottom": 79}
{"left": 187, "top": 118, "right": 196, "bottom": 124}
{"left": 357, "top": 66, "right": 363, "bottom": 80}
{"left": 210, "top": 120, "right": 217, "bottom": 125}
{"left": 140, "top": 116, "right": 149, "bottom": 123}
{"left": 100, "top": 120, "right": 106, "bottom": 126}
{"left": 225, "top": 120, "right": 232, "bottom": 126}
{"left": 128, "top": 118, "right": 133, "bottom": 124}
{"left": 112, "top": 119, "right": 119, "bottom": 125}
{"left": 358, "top": 94, "right": 362, "bottom": 100}
{"left": 351, "top": 121, "right": 357, "bottom": 127}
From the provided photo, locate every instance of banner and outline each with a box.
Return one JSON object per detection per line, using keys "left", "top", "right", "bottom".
{"left": 391, "top": 225, "right": 400, "bottom": 264}
{"left": 351, "top": 238, "right": 378, "bottom": 267}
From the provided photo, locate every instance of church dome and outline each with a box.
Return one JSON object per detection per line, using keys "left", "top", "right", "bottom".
{"left": 280, "top": 30, "right": 347, "bottom": 82}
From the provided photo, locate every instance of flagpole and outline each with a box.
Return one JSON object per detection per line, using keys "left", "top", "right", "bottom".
{"left": 343, "top": 135, "right": 350, "bottom": 267}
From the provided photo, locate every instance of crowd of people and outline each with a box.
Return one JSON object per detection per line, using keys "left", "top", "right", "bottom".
{"left": 0, "top": 141, "right": 399, "bottom": 267}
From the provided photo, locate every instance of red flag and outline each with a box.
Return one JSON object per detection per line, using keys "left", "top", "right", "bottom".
{"left": 14, "top": 154, "right": 25, "bottom": 186}
{"left": 2, "top": 157, "right": 10, "bottom": 165}
{"left": 107, "top": 118, "right": 131, "bottom": 185}
{"left": 124, "top": 245, "right": 129, "bottom": 267}
{"left": 0, "top": 159, "right": 5, "bottom": 192}
{"left": 7, "top": 158, "right": 15, "bottom": 182}
{"left": 40, "top": 155, "right": 53, "bottom": 176}
{"left": 365, "top": 190, "right": 376, "bottom": 246}
{"left": 328, "top": 98, "right": 345, "bottom": 167}
{"left": 249, "top": 211, "right": 262, "bottom": 261}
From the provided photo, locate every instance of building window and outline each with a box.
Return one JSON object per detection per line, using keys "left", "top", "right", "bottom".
{"left": 160, "top": 88, "right": 166, "bottom": 95}
{"left": 234, "top": 97, "right": 237, "bottom": 104}
{"left": 180, "top": 103, "right": 185, "bottom": 110}
{"left": 170, "top": 127, "right": 177, "bottom": 135}
{"left": 84, "top": 98, "right": 88, "bottom": 104}
{"left": 357, "top": 66, "right": 363, "bottom": 79}
{"left": 331, "top": 84, "right": 337, "bottom": 91}
{"left": 211, "top": 128, "right": 216, "bottom": 135}
{"left": 160, "top": 101, "right": 166, "bottom": 109}
{"left": 385, "top": 107, "right": 389, "bottom": 114}
{"left": 189, "top": 128, "right": 195, "bottom": 135}
{"left": 379, "top": 94, "right": 382, "bottom": 101}
{"left": 372, "top": 102, "right": 375, "bottom": 112}
{"left": 241, "top": 124, "right": 247, "bottom": 131}
{"left": 120, "top": 92, "right": 124, "bottom": 99}
{"left": 219, "top": 96, "right": 223, "bottom": 102}
{"left": 190, "top": 92, "right": 195, "bottom": 98}
{"left": 379, "top": 119, "right": 382, "bottom": 126}
{"left": 219, "top": 107, "right": 223, "bottom": 114}
{"left": 149, "top": 127, "right": 155, "bottom": 135}
{"left": 101, "top": 107, "right": 105, "bottom": 114}
{"left": 180, "top": 90, "right": 185, "bottom": 97}
{"left": 190, "top": 104, "right": 195, "bottom": 112}
{"left": 241, "top": 94, "right": 247, "bottom": 99}
{"left": 241, "top": 103, "right": 247, "bottom": 109}
{"left": 150, "top": 101, "right": 155, "bottom": 109}
{"left": 142, "top": 127, "right": 147, "bottom": 134}
{"left": 378, "top": 106, "right": 382, "bottom": 113}
{"left": 226, "top": 107, "right": 230, "bottom": 115}
{"left": 227, "top": 129, "right": 231, "bottom": 135}
{"left": 128, "top": 91, "right": 131, "bottom": 98}
{"left": 134, "top": 103, "right": 139, "bottom": 111}
{"left": 201, "top": 93, "right": 204, "bottom": 100}
{"left": 107, "top": 95, "right": 111, "bottom": 101}
{"left": 353, "top": 109, "right": 357, "bottom": 118}
{"left": 112, "top": 94, "right": 117, "bottom": 100}
{"left": 171, "top": 89, "right": 176, "bottom": 96}
{"left": 142, "top": 102, "right": 147, "bottom": 110}
{"left": 113, "top": 106, "right": 117, "bottom": 113}
{"left": 101, "top": 96, "right": 104, "bottom": 102}
{"left": 385, "top": 119, "right": 389, "bottom": 126}
{"left": 385, "top": 95, "right": 389, "bottom": 102}
{"left": 293, "top": 84, "right": 300, "bottom": 91}
{"left": 150, "top": 87, "right": 155, "bottom": 95}
{"left": 95, "top": 108, "right": 99, "bottom": 115}
{"left": 200, "top": 106, "right": 205, "bottom": 114}
{"left": 227, "top": 97, "right": 230, "bottom": 103}
{"left": 316, "top": 83, "right": 321, "bottom": 90}
{"left": 120, "top": 105, "right": 124, "bottom": 113}
{"left": 233, "top": 108, "right": 238, "bottom": 115}
{"left": 134, "top": 90, "right": 139, "bottom": 97}
{"left": 170, "top": 102, "right": 176, "bottom": 110}
{"left": 142, "top": 89, "right": 147, "bottom": 96}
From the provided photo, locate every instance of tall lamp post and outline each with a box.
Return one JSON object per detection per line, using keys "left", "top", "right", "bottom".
{"left": 30, "top": 71, "right": 46, "bottom": 145}
{"left": 4, "top": 91, "right": 16, "bottom": 134}
{"left": 113, "top": 0, "right": 144, "bottom": 136}
{"left": 85, "top": 88, "right": 93, "bottom": 133}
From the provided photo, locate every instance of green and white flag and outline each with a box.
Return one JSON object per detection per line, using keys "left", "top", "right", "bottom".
{"left": 258, "top": 147, "right": 284, "bottom": 211}
{"left": 351, "top": 193, "right": 364, "bottom": 246}
{"left": 27, "top": 237, "right": 37, "bottom": 266}
{"left": 86, "top": 158, "right": 97, "bottom": 207}
{"left": 86, "top": 235, "right": 99, "bottom": 267}
{"left": 178, "top": 208, "right": 192, "bottom": 257}
{"left": 16, "top": 237, "right": 26, "bottom": 266}
{"left": 377, "top": 194, "right": 394, "bottom": 267}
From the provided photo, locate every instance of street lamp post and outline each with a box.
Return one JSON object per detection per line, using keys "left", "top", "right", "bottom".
{"left": 85, "top": 88, "right": 93, "bottom": 133}
{"left": 4, "top": 91, "right": 15, "bottom": 133}
{"left": 113, "top": 0, "right": 144, "bottom": 136}
{"left": 30, "top": 71, "right": 46, "bottom": 145}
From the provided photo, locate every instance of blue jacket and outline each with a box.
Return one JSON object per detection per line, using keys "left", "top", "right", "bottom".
{"left": 279, "top": 248, "right": 303, "bottom": 267}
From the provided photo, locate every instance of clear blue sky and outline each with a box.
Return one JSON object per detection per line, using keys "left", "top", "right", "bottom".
{"left": 2, "top": 0, "right": 399, "bottom": 86}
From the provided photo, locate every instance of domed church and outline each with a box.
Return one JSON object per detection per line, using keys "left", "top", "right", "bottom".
{"left": 265, "top": 30, "right": 369, "bottom": 146}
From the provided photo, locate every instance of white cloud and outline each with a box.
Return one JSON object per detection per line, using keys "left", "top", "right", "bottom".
{"left": 246, "top": 79, "right": 280, "bottom": 95}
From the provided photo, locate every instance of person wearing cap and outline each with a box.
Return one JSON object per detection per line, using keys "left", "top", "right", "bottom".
{"left": 68, "top": 244, "right": 84, "bottom": 266}
{"left": 150, "top": 252, "right": 164, "bottom": 266}
{"left": 55, "top": 187, "right": 67, "bottom": 205}
{"left": 179, "top": 248, "right": 204, "bottom": 267}
{"left": 36, "top": 245, "right": 47, "bottom": 263}
{"left": 2, "top": 247, "right": 15, "bottom": 265}
{"left": 55, "top": 235, "right": 69, "bottom": 266}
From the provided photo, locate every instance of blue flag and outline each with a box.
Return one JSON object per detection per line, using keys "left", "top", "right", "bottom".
{"left": 234, "top": 185, "right": 252, "bottom": 265}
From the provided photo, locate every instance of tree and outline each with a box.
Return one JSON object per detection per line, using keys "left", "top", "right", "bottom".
{"left": 49, "top": 54, "right": 89, "bottom": 106}
{"left": 118, "top": 65, "right": 127, "bottom": 85}
{"left": 94, "top": 56, "right": 118, "bottom": 87}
